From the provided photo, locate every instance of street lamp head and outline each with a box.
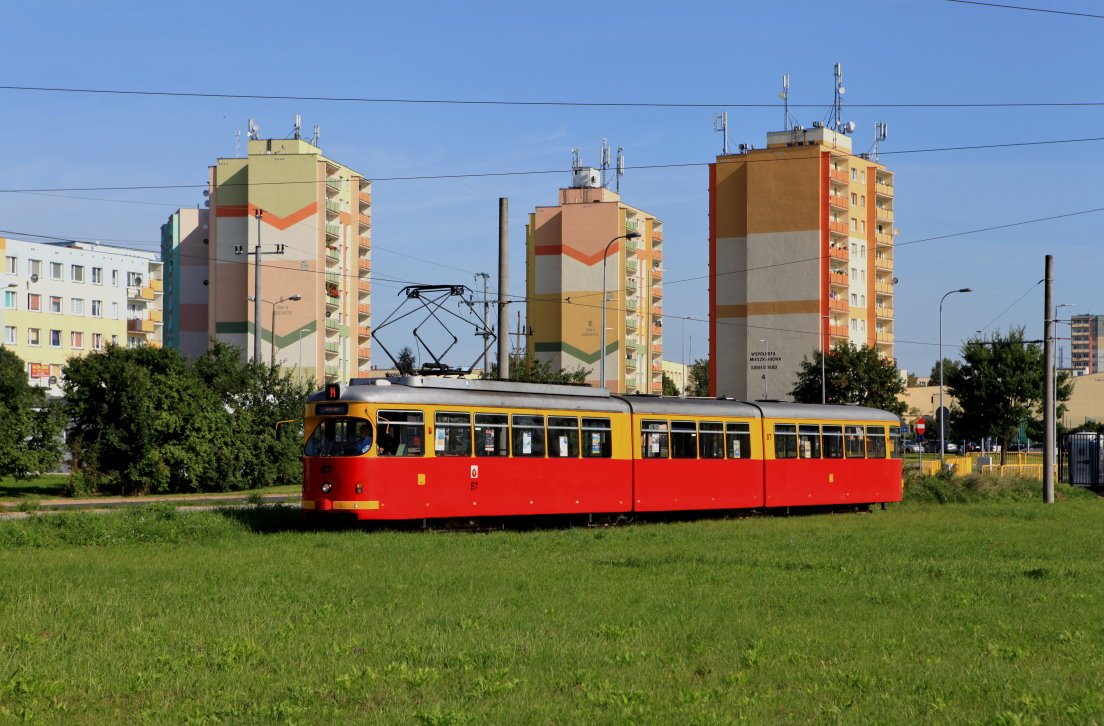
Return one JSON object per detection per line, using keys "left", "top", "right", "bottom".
{"left": 958, "top": 288, "right": 972, "bottom": 293}
{"left": 288, "top": 294, "right": 302, "bottom": 302}
{"left": 625, "top": 231, "right": 641, "bottom": 240}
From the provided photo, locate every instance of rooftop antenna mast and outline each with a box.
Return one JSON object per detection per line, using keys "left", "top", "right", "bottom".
{"left": 713, "top": 111, "right": 729, "bottom": 155}
{"left": 311, "top": 125, "right": 321, "bottom": 146}
{"left": 871, "top": 122, "right": 888, "bottom": 161}
{"left": 600, "top": 138, "right": 611, "bottom": 188}
{"left": 571, "top": 147, "right": 582, "bottom": 175}
{"left": 247, "top": 117, "right": 260, "bottom": 141}
{"left": 780, "top": 74, "right": 800, "bottom": 131}
{"left": 235, "top": 129, "right": 241, "bottom": 157}
{"left": 293, "top": 114, "right": 302, "bottom": 140}
{"left": 615, "top": 147, "right": 624, "bottom": 193}
{"left": 828, "top": 63, "right": 856, "bottom": 135}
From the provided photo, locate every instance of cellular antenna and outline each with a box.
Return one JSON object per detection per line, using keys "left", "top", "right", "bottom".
{"left": 600, "top": 138, "right": 611, "bottom": 188}
{"left": 829, "top": 63, "right": 854, "bottom": 135}
{"left": 713, "top": 111, "right": 729, "bottom": 155}
{"left": 780, "top": 74, "right": 797, "bottom": 130}
{"left": 311, "top": 125, "right": 321, "bottom": 146}
{"left": 235, "top": 129, "right": 241, "bottom": 157}
{"left": 871, "top": 122, "right": 888, "bottom": 161}
{"left": 571, "top": 148, "right": 582, "bottom": 174}
{"left": 615, "top": 147, "right": 624, "bottom": 194}
{"left": 247, "top": 117, "right": 260, "bottom": 141}
{"left": 294, "top": 114, "right": 302, "bottom": 140}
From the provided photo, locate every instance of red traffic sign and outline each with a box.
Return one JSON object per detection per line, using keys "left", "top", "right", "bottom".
{"left": 916, "top": 418, "right": 926, "bottom": 435}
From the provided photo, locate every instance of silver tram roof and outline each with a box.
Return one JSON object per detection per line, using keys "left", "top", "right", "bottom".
{"left": 308, "top": 377, "right": 900, "bottom": 423}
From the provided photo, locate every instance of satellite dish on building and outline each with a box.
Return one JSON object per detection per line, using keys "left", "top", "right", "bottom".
{"left": 30, "top": 274, "right": 38, "bottom": 283}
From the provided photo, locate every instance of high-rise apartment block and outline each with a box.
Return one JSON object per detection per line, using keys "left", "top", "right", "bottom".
{"left": 709, "top": 126, "right": 895, "bottom": 399}
{"left": 175, "top": 135, "right": 371, "bottom": 383}
{"left": 527, "top": 175, "right": 663, "bottom": 394}
{"left": 2, "top": 236, "right": 163, "bottom": 392}
{"left": 1069, "top": 314, "right": 1104, "bottom": 374}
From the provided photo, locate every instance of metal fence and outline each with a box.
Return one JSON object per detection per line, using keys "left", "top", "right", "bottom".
{"left": 1061, "top": 432, "right": 1104, "bottom": 488}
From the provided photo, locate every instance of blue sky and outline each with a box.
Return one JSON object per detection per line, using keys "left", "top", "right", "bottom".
{"left": 2, "top": 0, "right": 1102, "bottom": 377}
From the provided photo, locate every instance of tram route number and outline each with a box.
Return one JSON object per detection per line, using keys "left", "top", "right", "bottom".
{"left": 470, "top": 464, "right": 479, "bottom": 490}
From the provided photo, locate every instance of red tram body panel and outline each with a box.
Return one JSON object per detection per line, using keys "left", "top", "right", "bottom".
{"left": 300, "top": 377, "right": 903, "bottom": 521}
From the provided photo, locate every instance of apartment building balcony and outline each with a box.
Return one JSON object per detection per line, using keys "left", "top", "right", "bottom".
{"left": 325, "top": 178, "right": 342, "bottom": 194}
{"left": 829, "top": 168, "right": 849, "bottom": 184}
{"left": 650, "top": 305, "right": 662, "bottom": 318}
{"left": 829, "top": 296, "right": 849, "bottom": 312}
{"left": 876, "top": 305, "right": 894, "bottom": 320}
{"left": 127, "top": 318, "right": 155, "bottom": 333}
{"left": 626, "top": 259, "right": 638, "bottom": 275}
{"left": 829, "top": 193, "right": 848, "bottom": 210}
{"left": 357, "top": 257, "right": 372, "bottom": 273}
{"left": 626, "top": 356, "right": 638, "bottom": 371}
{"left": 325, "top": 318, "right": 340, "bottom": 331}
{"left": 358, "top": 213, "right": 371, "bottom": 229}
{"left": 829, "top": 220, "right": 849, "bottom": 235}
{"left": 357, "top": 280, "right": 370, "bottom": 294}
{"left": 625, "top": 298, "right": 638, "bottom": 313}
{"left": 626, "top": 316, "right": 638, "bottom": 330}
{"left": 625, "top": 239, "right": 639, "bottom": 254}
{"left": 626, "top": 339, "right": 639, "bottom": 353}
{"left": 650, "top": 267, "right": 663, "bottom": 283}
{"left": 651, "top": 285, "right": 663, "bottom": 300}
{"left": 876, "top": 232, "right": 893, "bottom": 247}
{"left": 876, "top": 208, "right": 893, "bottom": 222}
{"left": 875, "top": 282, "right": 893, "bottom": 295}
{"left": 359, "top": 191, "right": 372, "bottom": 208}
{"left": 876, "top": 331, "right": 893, "bottom": 344}
{"left": 325, "top": 199, "right": 342, "bottom": 215}
{"left": 358, "top": 324, "right": 371, "bottom": 339}
{"left": 625, "top": 218, "right": 640, "bottom": 234}
{"left": 829, "top": 324, "right": 849, "bottom": 338}
{"left": 149, "top": 309, "right": 163, "bottom": 324}
{"left": 652, "top": 229, "right": 663, "bottom": 243}
{"left": 626, "top": 278, "right": 638, "bottom": 295}
{"left": 325, "top": 342, "right": 341, "bottom": 355}
{"left": 326, "top": 246, "right": 341, "bottom": 262}
{"left": 357, "top": 347, "right": 371, "bottom": 360}
{"left": 325, "top": 223, "right": 341, "bottom": 240}
{"left": 358, "top": 303, "right": 371, "bottom": 316}
{"left": 876, "top": 181, "right": 894, "bottom": 198}
{"left": 324, "top": 364, "right": 339, "bottom": 378}
{"left": 651, "top": 320, "right": 662, "bottom": 337}
{"left": 651, "top": 247, "right": 662, "bottom": 263}
{"left": 828, "top": 244, "right": 848, "bottom": 261}
{"left": 652, "top": 342, "right": 663, "bottom": 355}
{"left": 875, "top": 254, "right": 893, "bottom": 271}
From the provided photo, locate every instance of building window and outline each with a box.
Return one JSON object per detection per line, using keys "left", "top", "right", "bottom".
{"left": 27, "top": 293, "right": 41, "bottom": 311}
{"left": 28, "top": 259, "right": 42, "bottom": 278}
{"left": 49, "top": 329, "right": 62, "bottom": 348}
{"left": 851, "top": 218, "right": 858, "bottom": 231}
{"left": 92, "top": 333, "right": 103, "bottom": 351}
{"left": 111, "top": 302, "right": 119, "bottom": 320}
{"left": 28, "top": 328, "right": 41, "bottom": 346}
{"left": 861, "top": 220, "right": 866, "bottom": 234}
{"left": 71, "top": 331, "right": 83, "bottom": 349}
{"left": 851, "top": 192, "right": 857, "bottom": 205}
{"left": 47, "top": 296, "right": 62, "bottom": 313}
{"left": 860, "top": 294, "right": 866, "bottom": 307}
{"left": 861, "top": 195, "right": 866, "bottom": 208}
{"left": 861, "top": 244, "right": 866, "bottom": 255}
{"left": 111, "top": 335, "right": 119, "bottom": 346}
{"left": 112, "top": 270, "right": 119, "bottom": 286}
{"left": 850, "top": 293, "right": 858, "bottom": 305}
{"left": 50, "top": 262, "right": 63, "bottom": 280}
{"left": 127, "top": 271, "right": 142, "bottom": 287}
{"left": 71, "top": 298, "right": 84, "bottom": 316}
{"left": 851, "top": 168, "right": 857, "bottom": 181}
{"left": 851, "top": 268, "right": 857, "bottom": 281}
{"left": 4, "top": 256, "right": 15, "bottom": 274}
{"left": 71, "top": 265, "right": 84, "bottom": 282}
{"left": 851, "top": 319, "right": 858, "bottom": 332}
{"left": 3, "top": 291, "right": 14, "bottom": 309}
{"left": 3, "top": 326, "right": 14, "bottom": 345}
{"left": 92, "top": 267, "right": 103, "bottom": 284}
{"left": 850, "top": 242, "right": 857, "bottom": 254}
{"left": 91, "top": 300, "right": 102, "bottom": 318}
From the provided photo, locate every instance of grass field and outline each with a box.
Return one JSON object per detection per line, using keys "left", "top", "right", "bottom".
{"left": 1, "top": 486, "right": 1102, "bottom": 723}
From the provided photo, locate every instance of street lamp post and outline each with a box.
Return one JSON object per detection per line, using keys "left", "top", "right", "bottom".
{"left": 600, "top": 231, "right": 641, "bottom": 390}
{"left": 939, "top": 287, "right": 972, "bottom": 467}
{"left": 235, "top": 209, "right": 287, "bottom": 365}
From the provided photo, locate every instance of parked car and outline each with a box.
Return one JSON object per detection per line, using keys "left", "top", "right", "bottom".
{"left": 924, "top": 440, "right": 958, "bottom": 454}
{"left": 905, "top": 442, "right": 924, "bottom": 453}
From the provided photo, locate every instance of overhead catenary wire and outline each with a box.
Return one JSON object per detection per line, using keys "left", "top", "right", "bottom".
{"left": 4, "top": 83, "right": 1104, "bottom": 108}
{"left": 945, "top": 0, "right": 1104, "bottom": 20}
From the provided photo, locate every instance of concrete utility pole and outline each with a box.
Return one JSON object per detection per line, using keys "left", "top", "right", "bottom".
{"left": 497, "top": 198, "right": 510, "bottom": 380}
{"left": 475, "top": 272, "right": 491, "bottom": 377}
{"left": 235, "top": 209, "right": 286, "bottom": 364}
{"left": 1044, "top": 254, "right": 1055, "bottom": 503}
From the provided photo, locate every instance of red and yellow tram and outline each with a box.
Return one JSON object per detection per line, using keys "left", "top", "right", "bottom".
{"left": 301, "top": 376, "right": 903, "bottom": 521}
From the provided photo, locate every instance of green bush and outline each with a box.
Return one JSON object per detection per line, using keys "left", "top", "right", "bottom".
{"left": 903, "top": 471, "right": 1094, "bottom": 504}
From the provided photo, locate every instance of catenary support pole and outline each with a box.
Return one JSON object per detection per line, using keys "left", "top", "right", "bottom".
{"left": 1044, "top": 254, "right": 1055, "bottom": 503}
{"left": 497, "top": 197, "right": 509, "bottom": 380}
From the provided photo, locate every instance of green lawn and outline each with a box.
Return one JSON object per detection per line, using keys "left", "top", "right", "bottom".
{"left": 1, "top": 494, "right": 1102, "bottom": 723}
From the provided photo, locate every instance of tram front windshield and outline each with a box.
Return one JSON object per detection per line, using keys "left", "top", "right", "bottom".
{"left": 304, "top": 417, "right": 374, "bottom": 457}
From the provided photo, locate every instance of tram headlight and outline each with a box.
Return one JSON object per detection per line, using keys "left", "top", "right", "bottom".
{"left": 321, "top": 482, "right": 332, "bottom": 494}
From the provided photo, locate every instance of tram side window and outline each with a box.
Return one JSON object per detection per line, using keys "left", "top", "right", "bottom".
{"left": 548, "top": 416, "right": 579, "bottom": 458}
{"left": 512, "top": 414, "right": 546, "bottom": 457}
{"left": 475, "top": 413, "right": 509, "bottom": 457}
{"left": 774, "top": 424, "right": 798, "bottom": 459}
{"left": 822, "top": 425, "right": 844, "bottom": 459}
{"left": 434, "top": 412, "right": 471, "bottom": 456}
{"left": 866, "top": 425, "right": 887, "bottom": 458}
{"left": 304, "top": 417, "right": 373, "bottom": 457}
{"left": 699, "top": 421, "right": 725, "bottom": 459}
{"left": 890, "top": 426, "right": 903, "bottom": 459}
{"left": 581, "top": 417, "right": 612, "bottom": 458}
{"left": 641, "top": 420, "right": 669, "bottom": 459}
{"left": 671, "top": 420, "right": 697, "bottom": 459}
{"left": 726, "top": 421, "right": 751, "bottom": 459}
{"left": 377, "top": 411, "right": 425, "bottom": 456}
{"left": 798, "top": 425, "right": 821, "bottom": 459}
{"left": 845, "top": 425, "right": 866, "bottom": 458}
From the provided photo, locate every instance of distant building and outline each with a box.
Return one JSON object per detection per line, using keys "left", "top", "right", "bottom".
{"left": 526, "top": 173, "right": 663, "bottom": 394}
{"left": 709, "top": 126, "right": 895, "bottom": 399}
{"left": 183, "top": 132, "right": 372, "bottom": 384}
{"left": 1, "top": 236, "right": 162, "bottom": 394}
{"left": 160, "top": 208, "right": 209, "bottom": 359}
{"left": 1069, "top": 314, "right": 1104, "bottom": 374}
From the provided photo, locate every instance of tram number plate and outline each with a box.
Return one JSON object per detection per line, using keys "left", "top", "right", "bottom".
{"left": 470, "top": 465, "right": 479, "bottom": 479}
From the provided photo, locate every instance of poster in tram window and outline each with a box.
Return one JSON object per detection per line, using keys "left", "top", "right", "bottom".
{"left": 522, "top": 430, "right": 532, "bottom": 455}
{"left": 434, "top": 427, "right": 446, "bottom": 452}
{"left": 559, "top": 435, "right": 569, "bottom": 457}
{"left": 591, "top": 433, "right": 602, "bottom": 455}
{"left": 484, "top": 429, "right": 495, "bottom": 453}
{"left": 731, "top": 439, "right": 741, "bottom": 458}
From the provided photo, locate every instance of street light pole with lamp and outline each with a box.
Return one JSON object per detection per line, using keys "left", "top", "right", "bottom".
{"left": 235, "top": 209, "right": 286, "bottom": 364}
{"left": 939, "top": 287, "right": 972, "bottom": 467}
{"left": 250, "top": 294, "right": 303, "bottom": 367}
{"left": 599, "top": 231, "right": 641, "bottom": 390}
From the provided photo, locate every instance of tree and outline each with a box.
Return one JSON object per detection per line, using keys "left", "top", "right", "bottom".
{"left": 687, "top": 358, "right": 709, "bottom": 397}
{"left": 0, "top": 347, "right": 65, "bottom": 478}
{"left": 945, "top": 326, "right": 1070, "bottom": 464}
{"left": 928, "top": 358, "right": 962, "bottom": 386}
{"left": 662, "top": 372, "right": 680, "bottom": 396}
{"left": 396, "top": 346, "right": 417, "bottom": 375}
{"left": 484, "top": 353, "right": 589, "bottom": 385}
{"left": 790, "top": 342, "right": 906, "bottom": 416}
